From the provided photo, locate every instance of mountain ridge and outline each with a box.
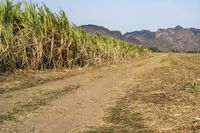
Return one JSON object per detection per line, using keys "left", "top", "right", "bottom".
{"left": 80, "top": 24, "right": 200, "bottom": 52}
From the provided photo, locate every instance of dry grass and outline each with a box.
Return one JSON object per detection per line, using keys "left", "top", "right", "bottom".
{"left": 0, "top": 69, "right": 84, "bottom": 94}
{"left": 85, "top": 98, "right": 152, "bottom": 133}
{"left": 0, "top": 85, "right": 79, "bottom": 124}
{"left": 85, "top": 54, "right": 200, "bottom": 133}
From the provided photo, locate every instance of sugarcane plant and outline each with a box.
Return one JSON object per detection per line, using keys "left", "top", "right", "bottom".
{"left": 0, "top": 0, "right": 150, "bottom": 73}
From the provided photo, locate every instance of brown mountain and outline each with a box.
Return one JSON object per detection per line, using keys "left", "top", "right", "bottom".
{"left": 80, "top": 25, "right": 200, "bottom": 52}
{"left": 123, "top": 30, "right": 155, "bottom": 45}
{"left": 152, "top": 26, "right": 200, "bottom": 52}
{"left": 80, "top": 24, "right": 123, "bottom": 39}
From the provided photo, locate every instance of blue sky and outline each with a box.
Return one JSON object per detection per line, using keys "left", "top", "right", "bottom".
{"left": 30, "top": 0, "right": 200, "bottom": 33}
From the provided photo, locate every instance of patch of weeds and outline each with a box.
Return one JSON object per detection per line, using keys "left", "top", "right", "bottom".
{"left": 3, "top": 94, "right": 13, "bottom": 99}
{"left": 0, "top": 72, "right": 26, "bottom": 83}
{"left": 85, "top": 98, "right": 152, "bottom": 133}
{"left": 178, "top": 81, "right": 200, "bottom": 92}
{"left": 86, "top": 126, "right": 151, "bottom": 133}
{"left": 0, "top": 76, "right": 6, "bottom": 83}
{"left": 0, "top": 76, "right": 65, "bottom": 94}
{"left": 0, "top": 85, "right": 79, "bottom": 124}
{"left": 0, "top": 113, "right": 15, "bottom": 124}
{"left": 106, "top": 105, "right": 124, "bottom": 125}
{"left": 106, "top": 105, "right": 144, "bottom": 129}
{"left": 171, "top": 59, "right": 178, "bottom": 65}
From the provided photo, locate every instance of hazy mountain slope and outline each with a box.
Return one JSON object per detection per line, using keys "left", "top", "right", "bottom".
{"left": 123, "top": 30, "right": 156, "bottom": 47}
{"left": 81, "top": 25, "right": 200, "bottom": 52}
{"left": 153, "top": 26, "right": 200, "bottom": 52}
{"left": 80, "top": 24, "right": 123, "bottom": 39}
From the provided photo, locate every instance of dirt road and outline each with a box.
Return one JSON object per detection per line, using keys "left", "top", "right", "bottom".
{"left": 1, "top": 53, "right": 200, "bottom": 133}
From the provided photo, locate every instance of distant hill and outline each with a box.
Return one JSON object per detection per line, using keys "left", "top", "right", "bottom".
{"left": 151, "top": 26, "right": 200, "bottom": 52}
{"left": 80, "top": 25, "right": 200, "bottom": 52}
{"left": 80, "top": 25, "right": 123, "bottom": 39}
{"left": 123, "top": 30, "right": 155, "bottom": 45}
